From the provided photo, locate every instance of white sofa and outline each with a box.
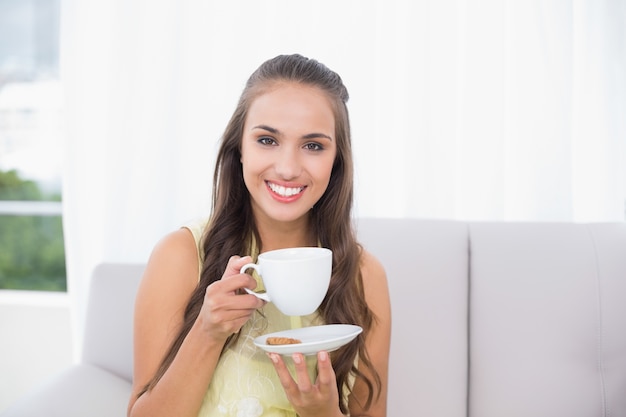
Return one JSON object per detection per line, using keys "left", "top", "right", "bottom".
{"left": 3, "top": 218, "right": 626, "bottom": 417}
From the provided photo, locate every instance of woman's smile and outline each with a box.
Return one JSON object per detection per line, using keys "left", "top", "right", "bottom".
{"left": 266, "top": 180, "right": 306, "bottom": 201}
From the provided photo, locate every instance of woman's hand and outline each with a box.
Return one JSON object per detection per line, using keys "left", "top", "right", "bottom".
{"left": 196, "top": 255, "right": 265, "bottom": 343}
{"left": 268, "top": 351, "right": 345, "bottom": 417}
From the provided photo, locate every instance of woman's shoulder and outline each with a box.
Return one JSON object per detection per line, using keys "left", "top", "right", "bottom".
{"left": 181, "top": 217, "right": 209, "bottom": 246}
{"left": 361, "top": 248, "right": 389, "bottom": 298}
{"left": 151, "top": 227, "right": 199, "bottom": 264}
{"left": 359, "top": 247, "right": 390, "bottom": 315}
{"left": 359, "top": 247, "right": 386, "bottom": 282}
{"left": 138, "top": 227, "right": 201, "bottom": 298}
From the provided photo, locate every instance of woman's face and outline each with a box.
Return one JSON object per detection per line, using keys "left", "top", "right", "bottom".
{"left": 241, "top": 82, "right": 337, "bottom": 227}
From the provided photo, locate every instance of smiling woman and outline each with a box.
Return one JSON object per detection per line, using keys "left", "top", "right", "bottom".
{"left": 127, "top": 54, "right": 391, "bottom": 417}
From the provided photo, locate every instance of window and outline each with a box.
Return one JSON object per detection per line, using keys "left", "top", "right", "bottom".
{"left": 0, "top": 0, "right": 66, "bottom": 291}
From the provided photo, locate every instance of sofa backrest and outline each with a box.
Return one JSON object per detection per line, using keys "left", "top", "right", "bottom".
{"left": 82, "top": 263, "right": 145, "bottom": 382}
{"left": 80, "top": 220, "right": 626, "bottom": 417}
{"left": 355, "top": 218, "right": 469, "bottom": 417}
{"left": 468, "top": 222, "right": 626, "bottom": 417}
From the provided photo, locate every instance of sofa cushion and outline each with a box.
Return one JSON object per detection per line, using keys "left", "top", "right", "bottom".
{"left": 356, "top": 218, "right": 469, "bottom": 417}
{"left": 2, "top": 364, "right": 131, "bottom": 417}
{"left": 468, "top": 222, "right": 625, "bottom": 417}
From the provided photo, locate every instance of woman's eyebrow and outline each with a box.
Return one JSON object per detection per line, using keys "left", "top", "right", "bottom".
{"left": 252, "top": 125, "right": 333, "bottom": 141}
{"left": 252, "top": 124, "right": 279, "bottom": 134}
{"left": 302, "top": 132, "right": 333, "bottom": 141}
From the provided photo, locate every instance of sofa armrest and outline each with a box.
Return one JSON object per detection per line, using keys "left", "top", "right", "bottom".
{"left": 2, "top": 364, "right": 131, "bottom": 417}
{"left": 83, "top": 263, "right": 144, "bottom": 381}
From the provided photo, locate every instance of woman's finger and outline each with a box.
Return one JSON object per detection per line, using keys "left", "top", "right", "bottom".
{"left": 268, "top": 353, "right": 296, "bottom": 390}
{"left": 291, "top": 353, "right": 313, "bottom": 393}
{"left": 222, "top": 255, "right": 253, "bottom": 279}
{"left": 210, "top": 273, "right": 260, "bottom": 296}
{"left": 315, "top": 351, "right": 336, "bottom": 393}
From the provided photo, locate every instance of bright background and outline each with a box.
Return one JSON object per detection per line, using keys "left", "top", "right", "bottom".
{"left": 59, "top": 0, "right": 626, "bottom": 353}
{"left": 1, "top": 0, "right": 625, "bottom": 410}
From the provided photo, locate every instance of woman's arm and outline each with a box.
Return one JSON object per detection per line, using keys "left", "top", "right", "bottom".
{"left": 127, "top": 229, "right": 264, "bottom": 417}
{"left": 348, "top": 249, "right": 391, "bottom": 417}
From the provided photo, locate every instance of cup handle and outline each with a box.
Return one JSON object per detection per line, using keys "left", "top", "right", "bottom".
{"left": 240, "top": 263, "right": 271, "bottom": 302}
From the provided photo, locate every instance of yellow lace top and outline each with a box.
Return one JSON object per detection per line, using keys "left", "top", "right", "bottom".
{"left": 184, "top": 218, "right": 345, "bottom": 417}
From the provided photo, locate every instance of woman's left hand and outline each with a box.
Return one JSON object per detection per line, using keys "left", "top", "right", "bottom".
{"left": 268, "top": 351, "right": 344, "bottom": 417}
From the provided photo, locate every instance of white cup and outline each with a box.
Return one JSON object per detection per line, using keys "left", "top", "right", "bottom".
{"left": 240, "top": 247, "right": 332, "bottom": 316}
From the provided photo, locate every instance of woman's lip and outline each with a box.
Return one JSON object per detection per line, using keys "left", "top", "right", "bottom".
{"left": 265, "top": 181, "right": 306, "bottom": 202}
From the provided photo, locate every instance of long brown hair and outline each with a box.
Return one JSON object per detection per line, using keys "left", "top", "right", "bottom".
{"left": 140, "top": 54, "right": 380, "bottom": 413}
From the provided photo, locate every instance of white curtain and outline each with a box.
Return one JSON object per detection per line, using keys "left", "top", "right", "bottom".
{"left": 60, "top": 0, "right": 626, "bottom": 356}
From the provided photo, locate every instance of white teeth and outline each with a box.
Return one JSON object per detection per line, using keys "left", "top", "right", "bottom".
{"left": 268, "top": 182, "right": 303, "bottom": 197}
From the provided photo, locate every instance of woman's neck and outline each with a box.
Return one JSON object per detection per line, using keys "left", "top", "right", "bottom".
{"left": 255, "top": 216, "right": 317, "bottom": 252}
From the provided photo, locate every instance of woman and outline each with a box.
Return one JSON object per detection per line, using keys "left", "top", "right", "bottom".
{"left": 128, "top": 54, "right": 391, "bottom": 417}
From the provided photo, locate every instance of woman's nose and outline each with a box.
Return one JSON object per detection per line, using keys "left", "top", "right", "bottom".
{"left": 274, "top": 148, "right": 302, "bottom": 180}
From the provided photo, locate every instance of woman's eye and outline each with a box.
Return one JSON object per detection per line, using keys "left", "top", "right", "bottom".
{"left": 304, "top": 142, "right": 323, "bottom": 151}
{"left": 258, "top": 137, "right": 276, "bottom": 146}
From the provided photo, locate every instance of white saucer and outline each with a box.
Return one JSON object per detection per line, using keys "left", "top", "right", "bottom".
{"left": 254, "top": 324, "right": 363, "bottom": 356}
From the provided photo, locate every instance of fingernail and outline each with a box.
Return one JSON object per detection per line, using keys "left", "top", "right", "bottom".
{"left": 319, "top": 351, "right": 328, "bottom": 361}
{"left": 269, "top": 353, "right": 279, "bottom": 363}
{"left": 292, "top": 353, "right": 302, "bottom": 364}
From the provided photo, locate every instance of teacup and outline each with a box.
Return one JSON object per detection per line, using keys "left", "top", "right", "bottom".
{"left": 240, "top": 247, "right": 332, "bottom": 316}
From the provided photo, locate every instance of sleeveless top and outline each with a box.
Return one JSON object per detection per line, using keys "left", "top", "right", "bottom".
{"left": 184, "top": 218, "right": 355, "bottom": 417}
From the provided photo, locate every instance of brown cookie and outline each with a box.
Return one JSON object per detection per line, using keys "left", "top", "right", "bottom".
{"left": 266, "top": 337, "right": 302, "bottom": 345}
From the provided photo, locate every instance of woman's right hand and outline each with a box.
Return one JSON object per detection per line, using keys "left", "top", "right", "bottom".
{"left": 196, "top": 255, "right": 266, "bottom": 343}
{"left": 129, "top": 234, "right": 267, "bottom": 417}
